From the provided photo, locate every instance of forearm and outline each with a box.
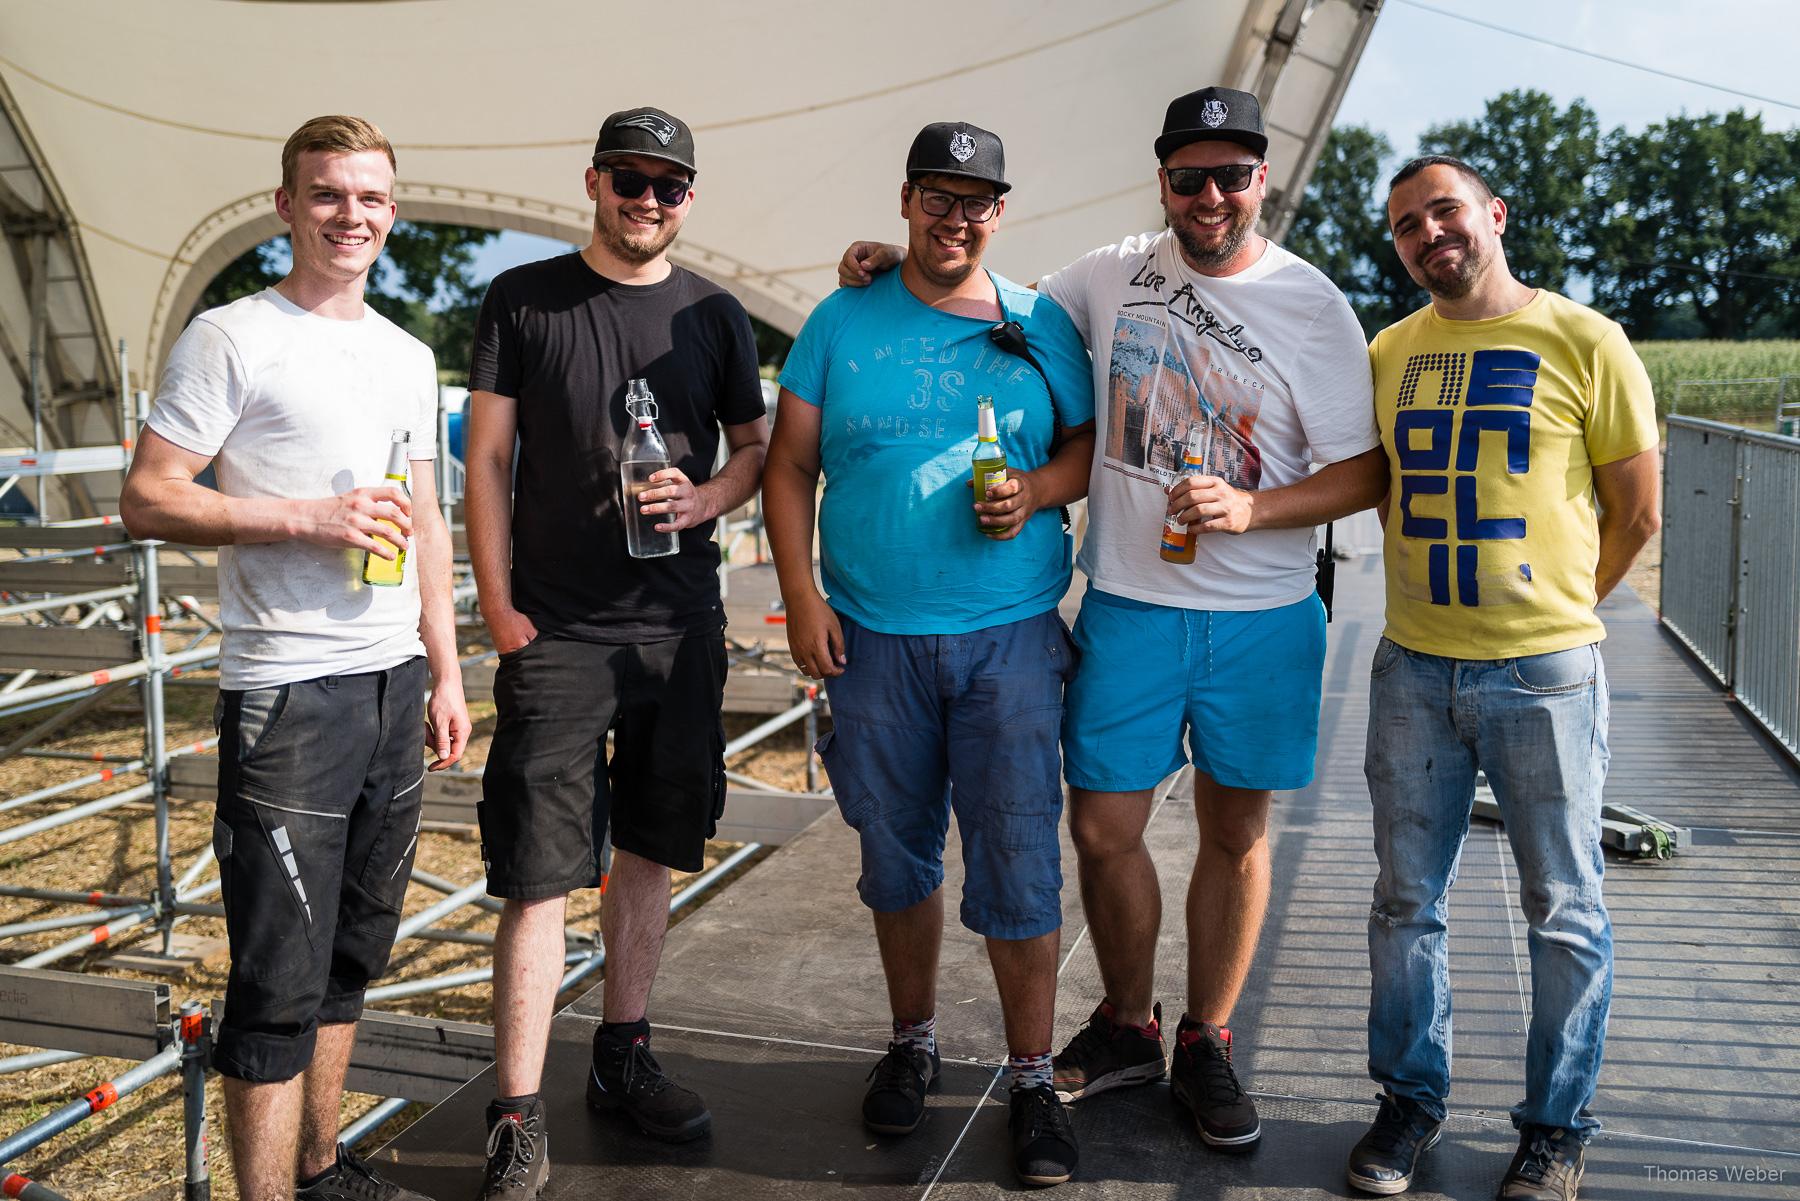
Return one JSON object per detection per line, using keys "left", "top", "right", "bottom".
{"left": 695, "top": 443, "right": 768, "bottom": 522}
{"left": 413, "top": 502, "right": 460, "bottom": 680}
{"left": 1023, "top": 429, "right": 1094, "bottom": 510}
{"left": 762, "top": 458, "right": 823, "bottom": 606}
{"left": 464, "top": 457, "right": 517, "bottom": 617}
{"left": 1594, "top": 508, "right": 1659, "bottom": 602}
{"left": 1246, "top": 448, "right": 1388, "bottom": 531}
{"left": 121, "top": 478, "right": 301, "bottom": 547}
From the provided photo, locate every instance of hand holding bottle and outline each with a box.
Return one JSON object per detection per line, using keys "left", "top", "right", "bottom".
{"left": 1166, "top": 473, "right": 1254, "bottom": 534}
{"left": 635, "top": 466, "right": 712, "bottom": 533}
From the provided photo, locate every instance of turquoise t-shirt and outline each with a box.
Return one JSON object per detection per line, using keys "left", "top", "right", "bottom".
{"left": 779, "top": 269, "right": 1094, "bottom": 634}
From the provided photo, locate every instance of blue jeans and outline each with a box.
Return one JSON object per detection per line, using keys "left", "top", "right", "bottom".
{"left": 1363, "top": 638, "right": 1613, "bottom": 1139}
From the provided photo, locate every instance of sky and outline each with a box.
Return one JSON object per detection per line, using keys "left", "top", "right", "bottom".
{"left": 469, "top": 0, "right": 1800, "bottom": 288}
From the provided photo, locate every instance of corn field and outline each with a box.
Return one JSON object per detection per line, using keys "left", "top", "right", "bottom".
{"left": 1635, "top": 340, "right": 1800, "bottom": 427}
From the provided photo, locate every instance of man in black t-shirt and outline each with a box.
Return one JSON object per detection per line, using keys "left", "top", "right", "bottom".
{"left": 465, "top": 105, "right": 769, "bottom": 1199}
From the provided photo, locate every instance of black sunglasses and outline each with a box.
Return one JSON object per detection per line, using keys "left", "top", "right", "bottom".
{"left": 1165, "top": 162, "right": 1262, "bottom": 196}
{"left": 910, "top": 183, "right": 1000, "bottom": 223}
{"left": 595, "top": 164, "right": 692, "bottom": 206}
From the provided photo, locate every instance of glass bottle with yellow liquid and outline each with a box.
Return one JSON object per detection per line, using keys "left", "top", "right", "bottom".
{"left": 972, "top": 396, "right": 1008, "bottom": 539}
{"left": 362, "top": 428, "right": 410, "bottom": 587}
{"left": 1159, "top": 424, "right": 1209, "bottom": 564}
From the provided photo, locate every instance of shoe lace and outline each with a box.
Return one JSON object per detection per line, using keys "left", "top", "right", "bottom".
{"left": 333, "top": 1143, "right": 398, "bottom": 1201}
{"left": 1019, "top": 1086, "right": 1072, "bottom": 1142}
{"left": 482, "top": 1116, "right": 538, "bottom": 1189}
{"left": 1362, "top": 1095, "right": 1415, "bottom": 1156}
{"left": 619, "top": 1037, "right": 675, "bottom": 1099}
{"left": 1516, "top": 1130, "right": 1560, "bottom": 1183}
{"left": 866, "top": 1042, "right": 925, "bottom": 1091}
{"left": 1193, "top": 1035, "right": 1247, "bottom": 1106}
{"left": 1058, "top": 1012, "right": 1115, "bottom": 1063}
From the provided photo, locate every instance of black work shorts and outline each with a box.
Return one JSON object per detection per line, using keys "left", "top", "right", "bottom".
{"left": 210, "top": 657, "right": 427, "bottom": 1083}
{"left": 479, "top": 632, "right": 727, "bottom": 894}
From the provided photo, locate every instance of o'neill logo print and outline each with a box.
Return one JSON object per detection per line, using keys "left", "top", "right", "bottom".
{"left": 949, "top": 131, "right": 977, "bottom": 162}
{"left": 617, "top": 113, "right": 677, "bottom": 146}
{"left": 1201, "top": 99, "right": 1228, "bottom": 128}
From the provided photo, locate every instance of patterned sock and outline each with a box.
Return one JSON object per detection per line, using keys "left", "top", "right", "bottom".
{"left": 893, "top": 1014, "right": 937, "bottom": 1055}
{"left": 1008, "top": 1049, "right": 1055, "bottom": 1092}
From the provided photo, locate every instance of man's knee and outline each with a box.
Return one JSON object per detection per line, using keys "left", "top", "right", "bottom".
{"left": 1068, "top": 792, "right": 1148, "bottom": 861}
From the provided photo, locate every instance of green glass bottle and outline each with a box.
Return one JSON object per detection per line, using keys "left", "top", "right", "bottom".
{"left": 972, "top": 397, "right": 1008, "bottom": 539}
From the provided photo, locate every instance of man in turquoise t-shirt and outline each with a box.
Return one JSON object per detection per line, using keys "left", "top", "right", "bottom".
{"left": 764, "top": 121, "right": 1094, "bottom": 1188}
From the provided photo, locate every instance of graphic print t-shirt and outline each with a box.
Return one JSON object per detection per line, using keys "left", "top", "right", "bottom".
{"left": 779, "top": 268, "right": 1093, "bottom": 634}
{"left": 1370, "top": 291, "right": 1658, "bottom": 659}
{"left": 471, "top": 255, "right": 766, "bottom": 643}
{"left": 1040, "top": 231, "right": 1377, "bottom": 611}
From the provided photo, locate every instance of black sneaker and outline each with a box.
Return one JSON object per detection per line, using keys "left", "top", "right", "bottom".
{"left": 1346, "top": 1093, "right": 1442, "bottom": 1195}
{"left": 1051, "top": 1001, "right": 1167, "bottom": 1102}
{"left": 478, "top": 1099, "right": 549, "bottom": 1201}
{"left": 295, "top": 1142, "right": 433, "bottom": 1201}
{"left": 1009, "top": 1084, "right": 1078, "bottom": 1188}
{"left": 862, "top": 1041, "right": 940, "bottom": 1134}
{"left": 1497, "top": 1125, "right": 1584, "bottom": 1201}
{"left": 586, "top": 1024, "right": 712, "bottom": 1142}
{"left": 1169, "top": 1018, "right": 1260, "bottom": 1150}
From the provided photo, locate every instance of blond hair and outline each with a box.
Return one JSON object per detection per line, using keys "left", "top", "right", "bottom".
{"left": 280, "top": 115, "right": 397, "bottom": 194}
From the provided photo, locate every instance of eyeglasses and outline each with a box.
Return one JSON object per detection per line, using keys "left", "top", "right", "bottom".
{"left": 910, "top": 183, "right": 1000, "bottom": 223}
{"left": 1164, "top": 163, "right": 1262, "bottom": 196}
{"left": 595, "top": 164, "right": 692, "bottom": 206}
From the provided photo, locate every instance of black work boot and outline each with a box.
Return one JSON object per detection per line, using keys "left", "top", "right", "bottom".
{"left": 586, "top": 1020, "right": 712, "bottom": 1142}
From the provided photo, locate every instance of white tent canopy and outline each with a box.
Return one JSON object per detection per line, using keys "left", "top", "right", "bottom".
{"left": 0, "top": 0, "right": 1380, "bottom": 518}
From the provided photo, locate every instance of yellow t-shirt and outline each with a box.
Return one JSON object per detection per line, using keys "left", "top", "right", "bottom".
{"left": 1370, "top": 291, "right": 1657, "bottom": 659}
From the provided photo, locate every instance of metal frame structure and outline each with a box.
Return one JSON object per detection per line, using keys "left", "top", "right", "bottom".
{"left": 1661, "top": 415, "right": 1800, "bottom": 762}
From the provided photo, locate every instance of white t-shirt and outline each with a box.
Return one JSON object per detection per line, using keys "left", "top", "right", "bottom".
{"left": 1041, "top": 231, "right": 1377, "bottom": 611}
{"left": 149, "top": 289, "right": 438, "bottom": 689}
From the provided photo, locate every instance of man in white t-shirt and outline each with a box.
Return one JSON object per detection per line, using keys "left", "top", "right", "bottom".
{"left": 121, "top": 115, "right": 470, "bottom": 1201}
{"left": 840, "top": 86, "right": 1385, "bottom": 1152}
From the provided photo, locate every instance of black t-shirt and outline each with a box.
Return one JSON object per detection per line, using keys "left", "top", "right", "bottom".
{"left": 470, "top": 254, "right": 765, "bottom": 642}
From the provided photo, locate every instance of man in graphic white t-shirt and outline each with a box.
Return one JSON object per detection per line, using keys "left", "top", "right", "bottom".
{"left": 841, "top": 86, "right": 1385, "bottom": 1152}
{"left": 122, "top": 115, "right": 469, "bottom": 1201}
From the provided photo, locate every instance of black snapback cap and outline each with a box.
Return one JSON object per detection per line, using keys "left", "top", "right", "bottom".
{"left": 594, "top": 106, "right": 697, "bottom": 175}
{"left": 1154, "top": 86, "right": 1267, "bottom": 160}
{"left": 905, "top": 121, "right": 1011, "bottom": 194}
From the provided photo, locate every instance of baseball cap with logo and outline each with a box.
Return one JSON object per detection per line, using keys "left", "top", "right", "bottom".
{"left": 1154, "top": 86, "right": 1267, "bottom": 161}
{"left": 905, "top": 121, "right": 1011, "bottom": 194}
{"left": 593, "top": 106, "right": 697, "bottom": 175}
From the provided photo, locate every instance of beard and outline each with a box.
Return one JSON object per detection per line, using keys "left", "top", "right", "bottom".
{"left": 1413, "top": 237, "right": 1487, "bottom": 300}
{"left": 1166, "top": 200, "right": 1256, "bottom": 272}
{"left": 595, "top": 204, "right": 680, "bottom": 265}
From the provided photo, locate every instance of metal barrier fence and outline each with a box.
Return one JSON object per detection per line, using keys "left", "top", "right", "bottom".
{"left": 1671, "top": 374, "right": 1800, "bottom": 434}
{"left": 1661, "top": 416, "right": 1800, "bottom": 761}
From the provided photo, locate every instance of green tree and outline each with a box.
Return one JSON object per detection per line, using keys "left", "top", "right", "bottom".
{"left": 1286, "top": 124, "right": 1422, "bottom": 335}
{"left": 1419, "top": 89, "right": 1599, "bottom": 294}
{"left": 194, "top": 222, "right": 499, "bottom": 382}
{"left": 1590, "top": 111, "right": 1800, "bottom": 339}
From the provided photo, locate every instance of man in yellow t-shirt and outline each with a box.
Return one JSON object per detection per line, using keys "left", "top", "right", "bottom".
{"left": 1345, "top": 157, "right": 1660, "bottom": 1201}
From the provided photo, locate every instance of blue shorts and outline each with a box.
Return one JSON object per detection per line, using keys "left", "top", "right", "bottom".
{"left": 815, "top": 610, "right": 1076, "bottom": 940}
{"left": 1062, "top": 588, "right": 1326, "bottom": 793}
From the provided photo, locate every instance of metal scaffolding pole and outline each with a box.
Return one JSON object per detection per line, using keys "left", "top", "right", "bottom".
{"left": 134, "top": 542, "right": 175, "bottom": 953}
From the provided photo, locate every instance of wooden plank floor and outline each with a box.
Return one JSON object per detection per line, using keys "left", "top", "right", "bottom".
{"left": 375, "top": 552, "right": 1800, "bottom": 1199}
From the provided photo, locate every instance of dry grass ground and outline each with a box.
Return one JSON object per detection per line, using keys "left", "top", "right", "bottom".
{"left": 0, "top": 632, "right": 817, "bottom": 1200}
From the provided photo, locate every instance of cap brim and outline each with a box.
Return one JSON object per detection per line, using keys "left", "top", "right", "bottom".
{"left": 594, "top": 149, "right": 697, "bottom": 175}
{"left": 906, "top": 167, "right": 1012, "bottom": 195}
{"left": 1154, "top": 129, "right": 1268, "bottom": 161}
